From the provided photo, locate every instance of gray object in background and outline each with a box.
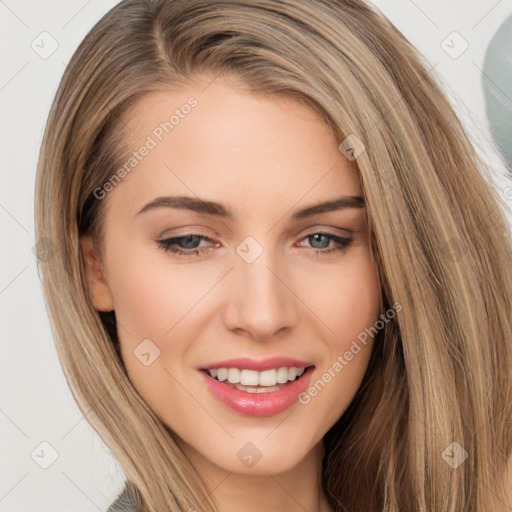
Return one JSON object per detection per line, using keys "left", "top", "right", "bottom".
{"left": 482, "top": 13, "right": 512, "bottom": 173}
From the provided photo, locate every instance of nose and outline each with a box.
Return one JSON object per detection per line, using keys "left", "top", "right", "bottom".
{"left": 223, "top": 246, "right": 298, "bottom": 340}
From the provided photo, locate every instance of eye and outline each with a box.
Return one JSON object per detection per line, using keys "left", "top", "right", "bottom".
{"left": 298, "top": 230, "right": 353, "bottom": 256}
{"left": 156, "top": 234, "right": 215, "bottom": 257}
{"left": 155, "top": 230, "right": 353, "bottom": 258}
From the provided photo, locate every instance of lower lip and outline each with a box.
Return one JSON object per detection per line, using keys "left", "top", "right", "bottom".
{"left": 199, "top": 366, "right": 315, "bottom": 417}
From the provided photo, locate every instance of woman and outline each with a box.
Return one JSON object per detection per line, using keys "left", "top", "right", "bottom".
{"left": 34, "top": 0, "right": 512, "bottom": 511}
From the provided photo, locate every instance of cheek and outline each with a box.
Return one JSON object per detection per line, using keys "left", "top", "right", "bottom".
{"left": 331, "top": 253, "right": 381, "bottom": 372}
{"left": 105, "top": 254, "right": 198, "bottom": 408}
{"left": 297, "top": 252, "right": 380, "bottom": 424}
{"left": 106, "top": 249, "right": 208, "bottom": 339}
{"left": 103, "top": 245, "right": 229, "bottom": 394}
{"left": 338, "top": 260, "right": 381, "bottom": 342}
{"left": 303, "top": 250, "right": 381, "bottom": 343}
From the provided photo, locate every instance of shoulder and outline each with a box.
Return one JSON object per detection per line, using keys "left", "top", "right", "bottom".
{"left": 106, "top": 484, "right": 136, "bottom": 512}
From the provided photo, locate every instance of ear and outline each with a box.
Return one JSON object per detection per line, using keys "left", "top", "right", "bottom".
{"left": 79, "top": 234, "right": 115, "bottom": 312}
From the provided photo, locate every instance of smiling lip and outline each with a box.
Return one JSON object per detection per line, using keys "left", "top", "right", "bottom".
{"left": 200, "top": 365, "right": 315, "bottom": 417}
{"left": 199, "top": 357, "right": 314, "bottom": 372}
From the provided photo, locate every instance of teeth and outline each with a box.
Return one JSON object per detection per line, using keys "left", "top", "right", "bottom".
{"left": 217, "top": 368, "right": 228, "bottom": 381}
{"left": 227, "top": 368, "right": 240, "bottom": 384}
{"left": 259, "top": 369, "right": 277, "bottom": 386}
{"left": 207, "top": 366, "right": 307, "bottom": 386}
{"left": 233, "top": 382, "right": 282, "bottom": 393}
{"left": 276, "top": 367, "right": 289, "bottom": 383}
{"left": 240, "top": 369, "right": 259, "bottom": 386}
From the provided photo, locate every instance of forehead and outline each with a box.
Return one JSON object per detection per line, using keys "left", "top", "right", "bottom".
{"left": 107, "top": 77, "right": 362, "bottom": 216}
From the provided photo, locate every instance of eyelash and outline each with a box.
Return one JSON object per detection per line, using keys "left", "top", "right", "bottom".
{"left": 156, "top": 230, "right": 352, "bottom": 258}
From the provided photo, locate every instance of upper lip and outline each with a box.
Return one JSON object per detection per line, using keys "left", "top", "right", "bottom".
{"left": 199, "top": 357, "right": 315, "bottom": 372}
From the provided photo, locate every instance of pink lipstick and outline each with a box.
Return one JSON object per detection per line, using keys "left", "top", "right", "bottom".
{"left": 199, "top": 361, "right": 315, "bottom": 417}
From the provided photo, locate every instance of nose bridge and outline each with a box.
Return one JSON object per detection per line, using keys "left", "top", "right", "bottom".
{"left": 226, "top": 236, "right": 297, "bottom": 338}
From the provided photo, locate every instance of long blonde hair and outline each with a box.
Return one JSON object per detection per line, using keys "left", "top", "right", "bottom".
{"left": 34, "top": 0, "right": 512, "bottom": 510}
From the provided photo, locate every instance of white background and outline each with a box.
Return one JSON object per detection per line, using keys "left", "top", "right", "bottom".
{"left": 1, "top": 1, "right": 511, "bottom": 511}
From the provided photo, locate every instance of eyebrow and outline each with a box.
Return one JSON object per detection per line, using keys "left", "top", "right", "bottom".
{"left": 135, "top": 195, "right": 365, "bottom": 220}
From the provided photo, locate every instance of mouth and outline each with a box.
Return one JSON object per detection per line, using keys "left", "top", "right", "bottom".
{"left": 199, "top": 365, "right": 316, "bottom": 417}
{"left": 200, "top": 365, "right": 315, "bottom": 393}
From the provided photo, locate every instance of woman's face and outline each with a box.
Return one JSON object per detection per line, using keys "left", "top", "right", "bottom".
{"left": 81, "top": 76, "right": 381, "bottom": 476}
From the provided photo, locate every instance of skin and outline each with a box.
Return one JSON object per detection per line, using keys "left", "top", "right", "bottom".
{"left": 80, "top": 75, "right": 381, "bottom": 512}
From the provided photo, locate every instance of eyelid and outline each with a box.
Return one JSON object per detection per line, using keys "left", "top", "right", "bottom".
{"left": 157, "top": 225, "right": 220, "bottom": 240}
{"left": 301, "top": 225, "right": 352, "bottom": 237}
